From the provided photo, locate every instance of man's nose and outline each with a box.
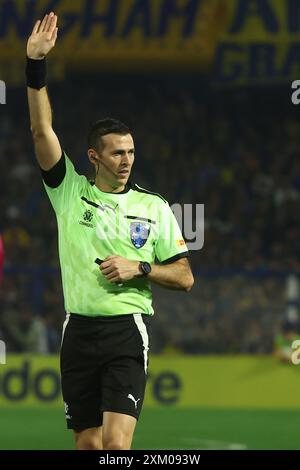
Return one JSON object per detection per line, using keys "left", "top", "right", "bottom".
{"left": 122, "top": 153, "right": 131, "bottom": 164}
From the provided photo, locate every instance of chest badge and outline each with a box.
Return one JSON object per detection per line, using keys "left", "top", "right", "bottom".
{"left": 130, "top": 222, "right": 150, "bottom": 249}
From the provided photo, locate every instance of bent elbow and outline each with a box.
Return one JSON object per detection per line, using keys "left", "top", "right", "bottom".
{"left": 30, "top": 125, "right": 52, "bottom": 140}
{"left": 184, "top": 275, "right": 194, "bottom": 293}
{"left": 31, "top": 128, "right": 45, "bottom": 141}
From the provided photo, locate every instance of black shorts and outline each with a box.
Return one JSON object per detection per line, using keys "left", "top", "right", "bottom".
{"left": 60, "top": 312, "right": 152, "bottom": 432}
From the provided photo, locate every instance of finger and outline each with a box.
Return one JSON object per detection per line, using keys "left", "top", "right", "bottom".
{"left": 105, "top": 255, "right": 119, "bottom": 262}
{"left": 106, "top": 274, "right": 121, "bottom": 282}
{"left": 49, "top": 14, "right": 57, "bottom": 34}
{"left": 100, "top": 261, "right": 112, "bottom": 270}
{"left": 101, "top": 256, "right": 117, "bottom": 266}
{"left": 101, "top": 266, "right": 116, "bottom": 275}
{"left": 50, "top": 26, "right": 58, "bottom": 42}
{"left": 39, "top": 14, "right": 48, "bottom": 32}
{"left": 32, "top": 20, "right": 41, "bottom": 34}
{"left": 44, "top": 11, "right": 54, "bottom": 32}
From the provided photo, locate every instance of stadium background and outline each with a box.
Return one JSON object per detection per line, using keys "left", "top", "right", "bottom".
{"left": 1, "top": 0, "right": 300, "bottom": 450}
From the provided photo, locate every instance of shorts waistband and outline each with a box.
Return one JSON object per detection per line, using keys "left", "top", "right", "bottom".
{"left": 69, "top": 312, "right": 152, "bottom": 322}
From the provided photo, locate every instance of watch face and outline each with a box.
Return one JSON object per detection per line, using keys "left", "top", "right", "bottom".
{"left": 142, "top": 262, "right": 151, "bottom": 275}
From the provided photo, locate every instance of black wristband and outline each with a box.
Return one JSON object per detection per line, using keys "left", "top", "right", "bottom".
{"left": 26, "top": 56, "right": 47, "bottom": 90}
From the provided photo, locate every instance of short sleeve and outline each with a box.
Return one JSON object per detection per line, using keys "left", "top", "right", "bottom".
{"left": 42, "top": 151, "right": 85, "bottom": 216}
{"left": 155, "top": 201, "right": 189, "bottom": 263}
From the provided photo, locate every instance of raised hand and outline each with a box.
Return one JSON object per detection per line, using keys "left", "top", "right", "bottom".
{"left": 27, "top": 12, "right": 58, "bottom": 60}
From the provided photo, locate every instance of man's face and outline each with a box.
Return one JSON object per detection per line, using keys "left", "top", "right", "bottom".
{"left": 94, "top": 133, "right": 135, "bottom": 187}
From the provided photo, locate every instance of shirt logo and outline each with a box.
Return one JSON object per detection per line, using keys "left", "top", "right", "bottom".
{"left": 127, "top": 394, "right": 141, "bottom": 409}
{"left": 79, "top": 210, "right": 94, "bottom": 228}
{"left": 130, "top": 222, "right": 150, "bottom": 249}
{"left": 83, "top": 210, "right": 93, "bottom": 222}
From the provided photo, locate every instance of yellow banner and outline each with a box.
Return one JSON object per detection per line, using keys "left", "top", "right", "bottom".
{"left": 214, "top": 0, "right": 300, "bottom": 84}
{"left": 1, "top": 355, "right": 300, "bottom": 408}
{"left": 0, "top": 0, "right": 299, "bottom": 82}
{"left": 0, "top": 0, "right": 221, "bottom": 69}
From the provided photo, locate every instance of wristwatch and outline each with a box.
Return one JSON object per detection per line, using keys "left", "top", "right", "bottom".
{"left": 138, "top": 261, "right": 152, "bottom": 277}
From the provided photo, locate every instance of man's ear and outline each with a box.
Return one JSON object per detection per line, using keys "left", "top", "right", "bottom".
{"left": 88, "top": 149, "right": 100, "bottom": 164}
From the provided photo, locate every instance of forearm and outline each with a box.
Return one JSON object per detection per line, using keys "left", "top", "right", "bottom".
{"left": 27, "top": 85, "right": 52, "bottom": 134}
{"left": 147, "top": 261, "right": 194, "bottom": 292}
{"left": 26, "top": 59, "right": 61, "bottom": 170}
{"left": 100, "top": 256, "right": 194, "bottom": 291}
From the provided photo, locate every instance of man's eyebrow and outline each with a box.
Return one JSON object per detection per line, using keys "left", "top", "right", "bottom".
{"left": 111, "top": 148, "right": 135, "bottom": 154}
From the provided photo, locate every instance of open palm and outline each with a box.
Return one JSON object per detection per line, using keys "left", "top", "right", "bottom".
{"left": 27, "top": 12, "right": 58, "bottom": 60}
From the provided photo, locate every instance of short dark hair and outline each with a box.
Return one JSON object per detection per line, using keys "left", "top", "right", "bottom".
{"left": 88, "top": 118, "right": 131, "bottom": 151}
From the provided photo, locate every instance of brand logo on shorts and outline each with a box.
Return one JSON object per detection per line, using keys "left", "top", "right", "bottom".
{"left": 64, "top": 402, "right": 72, "bottom": 420}
{"left": 127, "top": 393, "right": 141, "bottom": 409}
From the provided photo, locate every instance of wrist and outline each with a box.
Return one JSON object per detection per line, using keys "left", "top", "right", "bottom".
{"left": 27, "top": 55, "right": 45, "bottom": 60}
{"left": 137, "top": 261, "right": 152, "bottom": 277}
{"left": 134, "top": 262, "right": 142, "bottom": 277}
{"left": 26, "top": 56, "right": 47, "bottom": 90}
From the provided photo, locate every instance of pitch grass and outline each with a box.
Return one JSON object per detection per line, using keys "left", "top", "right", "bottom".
{"left": 0, "top": 408, "right": 299, "bottom": 450}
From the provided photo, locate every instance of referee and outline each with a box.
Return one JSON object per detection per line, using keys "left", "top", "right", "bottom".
{"left": 26, "top": 13, "right": 194, "bottom": 451}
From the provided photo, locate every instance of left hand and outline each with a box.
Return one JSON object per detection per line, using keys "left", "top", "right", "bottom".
{"left": 99, "top": 255, "right": 140, "bottom": 284}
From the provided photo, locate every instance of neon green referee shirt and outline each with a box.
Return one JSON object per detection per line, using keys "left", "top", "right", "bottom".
{"left": 43, "top": 152, "right": 189, "bottom": 317}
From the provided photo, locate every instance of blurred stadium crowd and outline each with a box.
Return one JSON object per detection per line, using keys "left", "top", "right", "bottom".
{"left": 0, "top": 74, "right": 299, "bottom": 354}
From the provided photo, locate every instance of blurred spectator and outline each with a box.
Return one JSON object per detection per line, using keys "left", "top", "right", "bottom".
{"left": 1, "top": 302, "right": 48, "bottom": 353}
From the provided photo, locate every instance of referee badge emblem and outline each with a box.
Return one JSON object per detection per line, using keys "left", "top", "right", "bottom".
{"left": 130, "top": 222, "right": 150, "bottom": 249}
